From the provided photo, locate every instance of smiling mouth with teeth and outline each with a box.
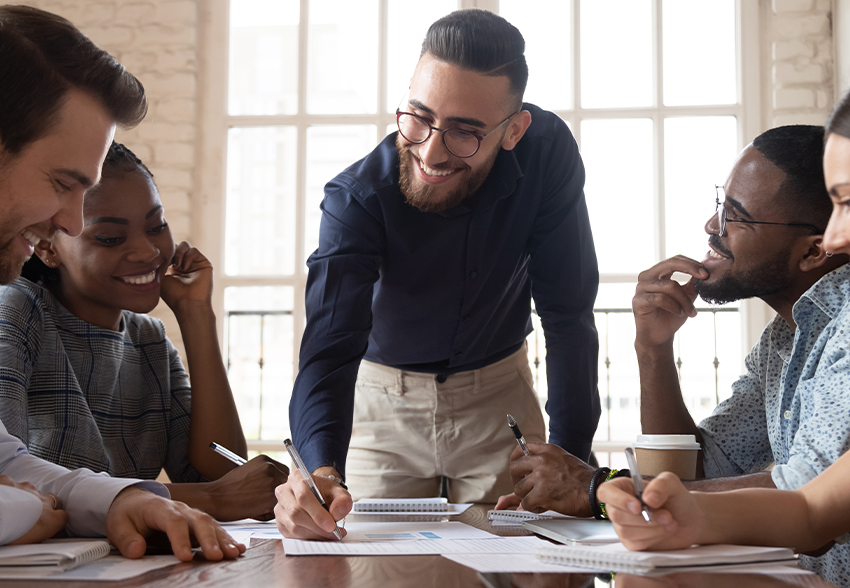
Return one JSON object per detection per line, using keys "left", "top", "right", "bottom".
{"left": 707, "top": 249, "right": 726, "bottom": 260}
{"left": 418, "top": 157, "right": 456, "bottom": 177}
{"left": 120, "top": 270, "right": 157, "bottom": 285}
{"left": 22, "top": 229, "right": 41, "bottom": 248}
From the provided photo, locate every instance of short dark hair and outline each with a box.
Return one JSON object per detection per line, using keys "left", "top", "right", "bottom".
{"left": 21, "top": 142, "right": 154, "bottom": 285}
{"left": 752, "top": 125, "right": 831, "bottom": 233}
{"left": 826, "top": 90, "right": 850, "bottom": 142}
{"left": 421, "top": 9, "right": 527, "bottom": 110}
{"left": 0, "top": 5, "right": 147, "bottom": 157}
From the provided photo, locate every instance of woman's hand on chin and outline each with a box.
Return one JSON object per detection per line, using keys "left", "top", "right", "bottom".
{"left": 161, "top": 241, "right": 214, "bottom": 314}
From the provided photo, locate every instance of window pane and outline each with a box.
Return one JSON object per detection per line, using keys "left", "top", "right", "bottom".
{"left": 663, "top": 0, "right": 736, "bottom": 106}
{"left": 304, "top": 126, "right": 377, "bottom": 263}
{"left": 500, "top": 0, "right": 572, "bottom": 110}
{"left": 593, "top": 283, "right": 641, "bottom": 446}
{"left": 581, "top": 0, "right": 652, "bottom": 108}
{"left": 229, "top": 0, "right": 299, "bottom": 115}
{"left": 308, "top": 0, "right": 378, "bottom": 114}
{"left": 386, "top": 0, "right": 457, "bottom": 112}
{"left": 225, "top": 127, "right": 297, "bottom": 276}
{"left": 664, "top": 116, "right": 738, "bottom": 262}
{"left": 224, "top": 286, "right": 295, "bottom": 441}
{"left": 674, "top": 307, "right": 741, "bottom": 424}
{"left": 581, "top": 118, "right": 654, "bottom": 273}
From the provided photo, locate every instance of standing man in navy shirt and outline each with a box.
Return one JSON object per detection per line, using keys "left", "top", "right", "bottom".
{"left": 275, "top": 9, "right": 599, "bottom": 540}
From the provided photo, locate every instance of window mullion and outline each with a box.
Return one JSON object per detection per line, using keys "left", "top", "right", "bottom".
{"left": 293, "top": 0, "right": 310, "bottom": 373}
{"left": 654, "top": 0, "right": 665, "bottom": 261}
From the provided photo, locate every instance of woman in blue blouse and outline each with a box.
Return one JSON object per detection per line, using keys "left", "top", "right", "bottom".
{"left": 0, "top": 142, "right": 288, "bottom": 521}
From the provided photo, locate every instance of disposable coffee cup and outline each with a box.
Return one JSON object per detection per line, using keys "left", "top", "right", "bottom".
{"left": 633, "top": 435, "right": 701, "bottom": 480}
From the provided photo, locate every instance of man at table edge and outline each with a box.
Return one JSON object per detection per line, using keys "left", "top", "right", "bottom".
{"left": 0, "top": 5, "right": 242, "bottom": 560}
{"left": 275, "top": 9, "right": 600, "bottom": 540}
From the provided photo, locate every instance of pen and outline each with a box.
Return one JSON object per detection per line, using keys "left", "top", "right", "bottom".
{"left": 284, "top": 438, "right": 343, "bottom": 541}
{"left": 209, "top": 441, "right": 247, "bottom": 466}
{"left": 624, "top": 447, "right": 652, "bottom": 523}
{"left": 507, "top": 414, "right": 531, "bottom": 456}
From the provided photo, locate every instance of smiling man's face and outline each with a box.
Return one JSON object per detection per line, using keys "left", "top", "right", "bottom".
{"left": 694, "top": 144, "right": 800, "bottom": 304}
{"left": 0, "top": 88, "right": 115, "bottom": 284}
{"left": 397, "top": 53, "right": 522, "bottom": 213}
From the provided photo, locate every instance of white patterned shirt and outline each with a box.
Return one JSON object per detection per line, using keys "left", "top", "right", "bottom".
{"left": 699, "top": 263, "right": 850, "bottom": 585}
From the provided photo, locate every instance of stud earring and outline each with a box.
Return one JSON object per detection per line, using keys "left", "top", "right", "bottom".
{"left": 50, "top": 261, "right": 57, "bottom": 267}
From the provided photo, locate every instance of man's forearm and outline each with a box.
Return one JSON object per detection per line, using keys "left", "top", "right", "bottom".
{"left": 637, "top": 341, "right": 700, "bottom": 438}
{"left": 682, "top": 471, "right": 775, "bottom": 492}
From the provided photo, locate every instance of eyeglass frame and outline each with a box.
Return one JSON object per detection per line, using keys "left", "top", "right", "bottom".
{"left": 714, "top": 185, "right": 823, "bottom": 237}
{"left": 395, "top": 109, "right": 519, "bottom": 158}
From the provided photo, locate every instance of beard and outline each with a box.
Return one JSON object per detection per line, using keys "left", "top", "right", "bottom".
{"left": 694, "top": 235, "right": 794, "bottom": 304}
{"left": 397, "top": 136, "right": 500, "bottom": 213}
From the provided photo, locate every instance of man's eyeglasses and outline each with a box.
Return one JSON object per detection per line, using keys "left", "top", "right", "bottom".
{"left": 714, "top": 185, "right": 823, "bottom": 237}
{"left": 396, "top": 110, "right": 517, "bottom": 158}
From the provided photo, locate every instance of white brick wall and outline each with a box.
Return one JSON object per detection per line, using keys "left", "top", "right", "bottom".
{"left": 23, "top": 0, "right": 200, "bottom": 353}
{"left": 766, "top": 0, "right": 834, "bottom": 127}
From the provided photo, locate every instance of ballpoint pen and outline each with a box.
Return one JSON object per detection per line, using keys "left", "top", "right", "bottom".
{"left": 209, "top": 441, "right": 247, "bottom": 466}
{"left": 284, "top": 438, "right": 343, "bottom": 541}
{"left": 507, "top": 414, "right": 531, "bottom": 456}
{"left": 624, "top": 447, "right": 652, "bottom": 523}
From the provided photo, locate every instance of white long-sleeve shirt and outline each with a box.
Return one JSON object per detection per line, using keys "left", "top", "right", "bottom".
{"left": 0, "top": 420, "right": 167, "bottom": 544}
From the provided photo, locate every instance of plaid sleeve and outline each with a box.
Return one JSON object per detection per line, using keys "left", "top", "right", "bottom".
{"left": 162, "top": 336, "right": 206, "bottom": 483}
{"left": 0, "top": 282, "right": 44, "bottom": 443}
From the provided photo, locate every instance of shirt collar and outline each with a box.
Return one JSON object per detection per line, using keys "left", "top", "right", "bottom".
{"left": 794, "top": 262, "right": 850, "bottom": 320}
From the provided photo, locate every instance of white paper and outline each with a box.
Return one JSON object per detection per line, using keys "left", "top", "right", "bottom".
{"left": 341, "top": 521, "right": 495, "bottom": 542}
{"left": 282, "top": 535, "right": 548, "bottom": 556}
{"left": 487, "top": 509, "right": 571, "bottom": 527}
{"left": 443, "top": 553, "right": 589, "bottom": 573}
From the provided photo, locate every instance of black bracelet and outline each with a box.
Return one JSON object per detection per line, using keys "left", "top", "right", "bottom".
{"left": 588, "top": 467, "right": 610, "bottom": 520}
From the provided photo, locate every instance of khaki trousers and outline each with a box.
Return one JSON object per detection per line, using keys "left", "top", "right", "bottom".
{"left": 346, "top": 346, "right": 547, "bottom": 503}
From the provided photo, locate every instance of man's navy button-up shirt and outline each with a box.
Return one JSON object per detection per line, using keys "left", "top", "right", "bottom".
{"left": 290, "top": 103, "right": 601, "bottom": 476}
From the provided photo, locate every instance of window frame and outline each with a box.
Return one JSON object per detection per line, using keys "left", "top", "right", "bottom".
{"left": 197, "top": 0, "right": 763, "bottom": 453}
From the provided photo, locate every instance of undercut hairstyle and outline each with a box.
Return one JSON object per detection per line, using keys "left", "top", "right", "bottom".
{"left": 421, "top": 9, "right": 528, "bottom": 110}
{"left": 21, "top": 142, "right": 154, "bottom": 285}
{"left": 0, "top": 5, "right": 147, "bottom": 157}
{"left": 752, "top": 125, "right": 831, "bottom": 233}
{"left": 826, "top": 90, "right": 850, "bottom": 141}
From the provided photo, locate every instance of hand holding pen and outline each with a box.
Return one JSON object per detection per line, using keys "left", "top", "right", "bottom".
{"left": 273, "top": 439, "right": 351, "bottom": 541}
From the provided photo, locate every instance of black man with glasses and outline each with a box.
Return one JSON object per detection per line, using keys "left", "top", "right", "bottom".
{"left": 501, "top": 125, "right": 850, "bottom": 584}
{"left": 276, "top": 10, "right": 601, "bottom": 541}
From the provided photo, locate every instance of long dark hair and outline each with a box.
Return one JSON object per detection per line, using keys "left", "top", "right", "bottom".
{"left": 21, "top": 142, "right": 155, "bottom": 285}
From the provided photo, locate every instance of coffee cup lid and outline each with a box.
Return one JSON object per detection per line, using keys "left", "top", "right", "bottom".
{"left": 634, "top": 434, "right": 701, "bottom": 450}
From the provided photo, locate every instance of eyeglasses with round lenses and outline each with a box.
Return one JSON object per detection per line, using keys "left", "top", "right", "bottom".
{"left": 396, "top": 110, "right": 517, "bottom": 158}
{"left": 714, "top": 185, "right": 823, "bottom": 237}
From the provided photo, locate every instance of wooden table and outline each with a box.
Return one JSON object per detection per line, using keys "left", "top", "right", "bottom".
{"left": 3, "top": 506, "right": 840, "bottom": 588}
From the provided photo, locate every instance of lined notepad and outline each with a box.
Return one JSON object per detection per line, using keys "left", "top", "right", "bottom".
{"left": 0, "top": 539, "right": 111, "bottom": 577}
{"left": 353, "top": 498, "right": 449, "bottom": 513}
{"left": 536, "top": 542, "right": 798, "bottom": 574}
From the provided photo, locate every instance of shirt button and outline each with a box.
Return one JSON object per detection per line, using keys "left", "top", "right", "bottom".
{"left": 783, "top": 410, "right": 791, "bottom": 419}
{"left": 394, "top": 389, "right": 403, "bottom": 396}
{"left": 469, "top": 271, "right": 477, "bottom": 278}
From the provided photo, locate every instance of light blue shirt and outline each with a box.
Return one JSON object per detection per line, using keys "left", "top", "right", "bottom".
{"left": 699, "top": 263, "right": 850, "bottom": 584}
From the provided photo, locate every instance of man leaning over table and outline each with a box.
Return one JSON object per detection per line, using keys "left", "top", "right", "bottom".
{"left": 275, "top": 9, "right": 600, "bottom": 540}
{"left": 499, "top": 125, "right": 850, "bottom": 585}
{"left": 0, "top": 5, "right": 243, "bottom": 560}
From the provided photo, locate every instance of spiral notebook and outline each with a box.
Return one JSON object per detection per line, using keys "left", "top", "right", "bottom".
{"left": 353, "top": 498, "right": 449, "bottom": 512}
{"left": 536, "top": 542, "right": 798, "bottom": 574}
{"left": 487, "top": 510, "right": 570, "bottom": 526}
{"left": 0, "top": 539, "right": 111, "bottom": 577}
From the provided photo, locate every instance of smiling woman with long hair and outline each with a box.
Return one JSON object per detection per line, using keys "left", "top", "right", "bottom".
{"left": 0, "top": 142, "right": 288, "bottom": 521}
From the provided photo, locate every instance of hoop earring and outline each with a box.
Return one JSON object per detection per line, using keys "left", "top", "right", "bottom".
{"left": 826, "top": 252, "right": 834, "bottom": 258}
